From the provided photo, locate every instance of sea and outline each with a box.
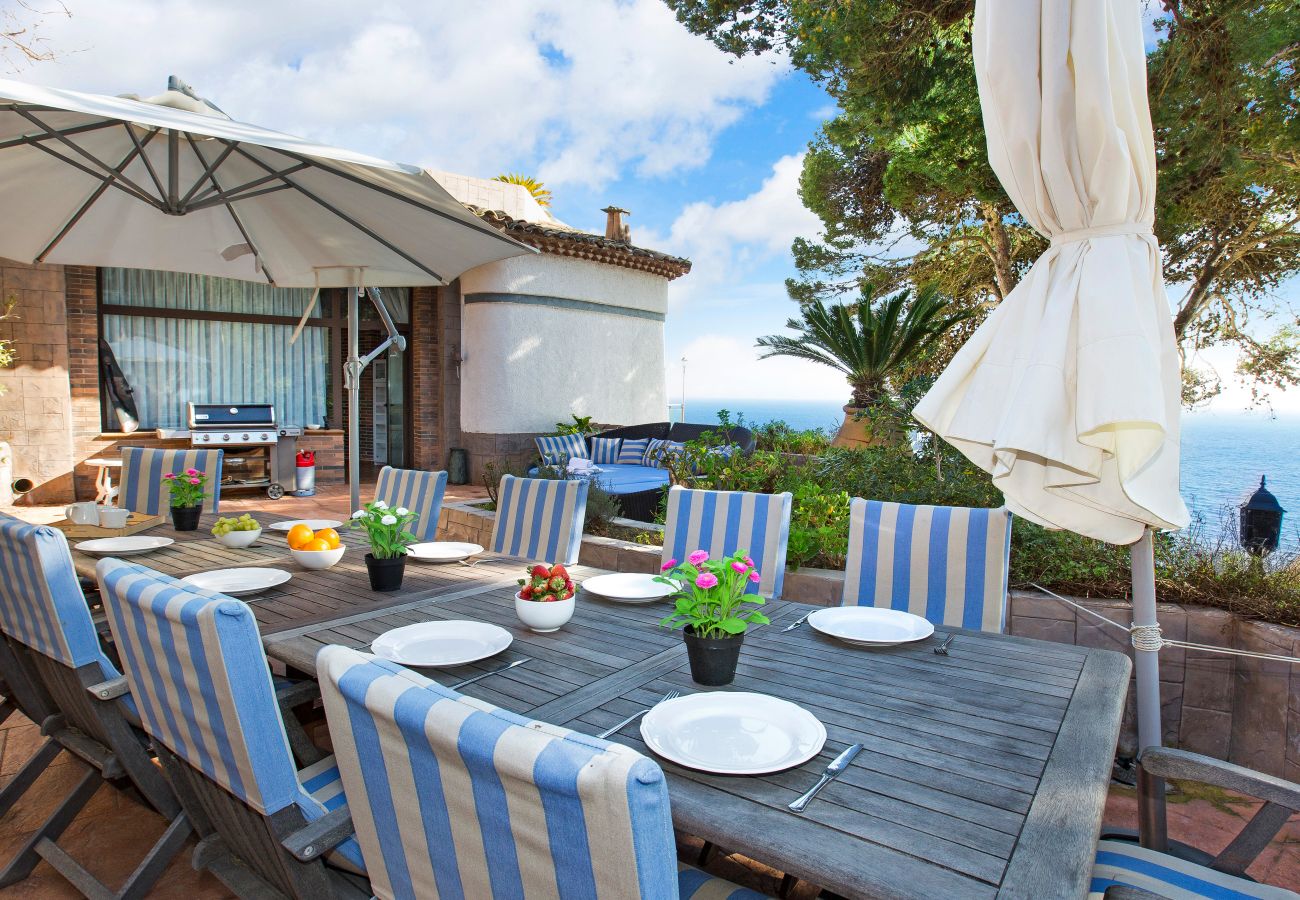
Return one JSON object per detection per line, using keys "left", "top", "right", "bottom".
{"left": 682, "top": 398, "right": 1300, "bottom": 552}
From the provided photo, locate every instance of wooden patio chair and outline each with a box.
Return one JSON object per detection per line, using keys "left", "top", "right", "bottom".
{"left": 489, "top": 474, "right": 589, "bottom": 565}
{"left": 0, "top": 514, "right": 191, "bottom": 897}
{"left": 841, "top": 499, "right": 1013, "bottom": 632}
{"left": 372, "top": 466, "right": 448, "bottom": 541}
{"left": 117, "top": 446, "right": 224, "bottom": 515}
{"left": 1094, "top": 747, "right": 1298, "bottom": 899}
{"left": 661, "top": 485, "right": 793, "bottom": 600}
{"left": 95, "top": 557, "right": 368, "bottom": 899}
{"left": 315, "top": 644, "right": 767, "bottom": 900}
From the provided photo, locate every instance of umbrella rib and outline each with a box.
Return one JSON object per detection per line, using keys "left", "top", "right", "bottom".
{"left": 23, "top": 139, "right": 165, "bottom": 211}
{"left": 36, "top": 129, "right": 161, "bottom": 262}
{"left": 225, "top": 142, "right": 446, "bottom": 283}
{"left": 177, "top": 141, "right": 238, "bottom": 208}
{"left": 0, "top": 116, "right": 121, "bottom": 152}
{"left": 255, "top": 144, "right": 529, "bottom": 251}
{"left": 186, "top": 136, "right": 276, "bottom": 285}
{"left": 123, "top": 123, "right": 167, "bottom": 202}
{"left": 15, "top": 109, "right": 163, "bottom": 209}
{"left": 185, "top": 183, "right": 295, "bottom": 213}
{"left": 184, "top": 163, "right": 310, "bottom": 211}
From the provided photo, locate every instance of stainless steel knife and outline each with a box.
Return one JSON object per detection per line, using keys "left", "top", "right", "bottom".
{"left": 788, "top": 743, "right": 864, "bottom": 813}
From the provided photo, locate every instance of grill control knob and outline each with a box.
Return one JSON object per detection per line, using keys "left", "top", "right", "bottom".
{"left": 222, "top": 434, "right": 231, "bottom": 442}
{"left": 242, "top": 433, "right": 249, "bottom": 441}
{"left": 260, "top": 432, "right": 270, "bottom": 442}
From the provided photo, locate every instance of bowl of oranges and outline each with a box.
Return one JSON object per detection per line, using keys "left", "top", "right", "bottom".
{"left": 286, "top": 523, "right": 346, "bottom": 570}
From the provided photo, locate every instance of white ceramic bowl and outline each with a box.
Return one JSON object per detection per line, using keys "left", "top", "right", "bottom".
{"left": 514, "top": 592, "right": 576, "bottom": 633}
{"left": 290, "top": 545, "right": 346, "bottom": 570}
{"left": 213, "top": 527, "right": 262, "bottom": 549}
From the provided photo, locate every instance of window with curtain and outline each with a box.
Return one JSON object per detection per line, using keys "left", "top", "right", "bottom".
{"left": 100, "top": 268, "right": 329, "bottom": 429}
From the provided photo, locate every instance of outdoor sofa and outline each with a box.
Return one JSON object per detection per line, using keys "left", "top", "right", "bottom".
{"left": 529, "top": 421, "right": 755, "bottom": 521}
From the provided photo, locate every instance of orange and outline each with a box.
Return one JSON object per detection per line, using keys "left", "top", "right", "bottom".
{"left": 314, "top": 528, "right": 341, "bottom": 549}
{"left": 301, "top": 537, "right": 331, "bottom": 552}
{"left": 286, "top": 523, "right": 315, "bottom": 550}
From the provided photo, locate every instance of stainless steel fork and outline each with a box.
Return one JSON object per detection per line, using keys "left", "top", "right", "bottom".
{"left": 597, "top": 690, "right": 681, "bottom": 739}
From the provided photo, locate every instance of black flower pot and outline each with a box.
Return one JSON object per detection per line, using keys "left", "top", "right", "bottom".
{"left": 365, "top": 553, "right": 407, "bottom": 592}
{"left": 683, "top": 627, "right": 744, "bottom": 686}
{"left": 171, "top": 504, "right": 202, "bottom": 532}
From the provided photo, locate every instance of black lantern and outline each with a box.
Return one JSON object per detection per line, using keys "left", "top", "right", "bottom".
{"left": 1240, "top": 476, "right": 1285, "bottom": 556}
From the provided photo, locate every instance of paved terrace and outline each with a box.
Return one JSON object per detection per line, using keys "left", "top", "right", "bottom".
{"left": 1, "top": 483, "right": 1298, "bottom": 897}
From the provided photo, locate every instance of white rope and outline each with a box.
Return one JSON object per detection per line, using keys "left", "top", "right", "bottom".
{"left": 1028, "top": 583, "right": 1300, "bottom": 665}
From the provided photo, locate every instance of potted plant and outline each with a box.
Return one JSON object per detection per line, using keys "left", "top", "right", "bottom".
{"left": 349, "top": 500, "right": 415, "bottom": 591}
{"left": 163, "top": 468, "right": 207, "bottom": 531}
{"left": 515, "top": 563, "right": 576, "bottom": 633}
{"left": 657, "top": 550, "right": 769, "bottom": 685}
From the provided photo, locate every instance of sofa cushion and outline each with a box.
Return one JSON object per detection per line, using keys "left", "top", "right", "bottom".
{"left": 535, "top": 433, "right": 588, "bottom": 465}
{"left": 593, "top": 465, "right": 670, "bottom": 495}
{"left": 617, "top": 437, "right": 651, "bottom": 465}
{"left": 590, "top": 436, "right": 622, "bottom": 465}
{"left": 597, "top": 423, "right": 670, "bottom": 442}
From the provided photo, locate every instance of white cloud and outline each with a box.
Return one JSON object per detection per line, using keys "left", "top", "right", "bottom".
{"left": 677, "top": 333, "right": 849, "bottom": 403}
{"left": 17, "top": 0, "right": 786, "bottom": 188}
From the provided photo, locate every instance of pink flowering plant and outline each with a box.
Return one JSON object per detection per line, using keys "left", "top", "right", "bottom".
{"left": 656, "top": 549, "right": 769, "bottom": 638}
{"left": 163, "top": 468, "right": 207, "bottom": 508}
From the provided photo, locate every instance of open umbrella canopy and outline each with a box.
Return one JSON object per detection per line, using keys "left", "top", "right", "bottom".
{"left": 913, "top": 0, "right": 1189, "bottom": 547}
{"left": 0, "top": 76, "right": 531, "bottom": 287}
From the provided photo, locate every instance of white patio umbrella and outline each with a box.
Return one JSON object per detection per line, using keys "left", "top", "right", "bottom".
{"left": 0, "top": 76, "right": 534, "bottom": 511}
{"left": 913, "top": 0, "right": 1189, "bottom": 753}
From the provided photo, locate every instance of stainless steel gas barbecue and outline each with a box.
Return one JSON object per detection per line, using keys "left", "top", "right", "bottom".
{"left": 186, "top": 403, "right": 300, "bottom": 499}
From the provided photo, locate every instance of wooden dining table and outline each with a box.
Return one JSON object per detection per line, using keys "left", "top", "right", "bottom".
{"left": 71, "top": 510, "right": 1131, "bottom": 900}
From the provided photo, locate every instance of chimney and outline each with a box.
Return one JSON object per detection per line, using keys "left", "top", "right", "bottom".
{"left": 601, "top": 206, "right": 631, "bottom": 242}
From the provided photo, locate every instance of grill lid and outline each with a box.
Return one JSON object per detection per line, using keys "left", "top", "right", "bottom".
{"left": 188, "top": 402, "right": 276, "bottom": 428}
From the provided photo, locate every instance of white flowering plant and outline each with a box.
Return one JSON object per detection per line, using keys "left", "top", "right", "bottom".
{"left": 347, "top": 500, "right": 416, "bottom": 559}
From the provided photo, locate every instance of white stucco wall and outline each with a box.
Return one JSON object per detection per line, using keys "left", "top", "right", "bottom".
{"left": 459, "top": 254, "right": 668, "bottom": 433}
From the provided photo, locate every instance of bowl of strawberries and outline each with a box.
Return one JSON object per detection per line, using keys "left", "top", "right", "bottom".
{"left": 515, "top": 563, "right": 577, "bottom": 633}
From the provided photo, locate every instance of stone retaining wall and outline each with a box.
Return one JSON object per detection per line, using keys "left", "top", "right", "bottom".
{"left": 436, "top": 501, "right": 1300, "bottom": 779}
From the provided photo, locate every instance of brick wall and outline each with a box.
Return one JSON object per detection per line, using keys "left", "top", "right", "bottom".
{"left": 410, "top": 285, "right": 440, "bottom": 470}
{"left": 66, "top": 265, "right": 102, "bottom": 500}
{"left": 0, "top": 259, "right": 76, "bottom": 503}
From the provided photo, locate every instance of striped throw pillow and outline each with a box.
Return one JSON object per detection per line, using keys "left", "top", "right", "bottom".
{"left": 590, "top": 437, "right": 622, "bottom": 465}
{"left": 644, "top": 438, "right": 686, "bottom": 468}
{"left": 616, "top": 438, "right": 650, "bottom": 465}
{"left": 535, "top": 433, "right": 588, "bottom": 465}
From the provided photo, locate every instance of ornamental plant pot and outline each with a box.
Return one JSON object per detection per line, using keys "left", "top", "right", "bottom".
{"left": 365, "top": 553, "right": 406, "bottom": 592}
{"left": 683, "top": 626, "right": 745, "bottom": 686}
{"left": 170, "top": 504, "right": 202, "bottom": 532}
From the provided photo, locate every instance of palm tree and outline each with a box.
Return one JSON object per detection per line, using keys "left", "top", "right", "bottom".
{"left": 757, "top": 283, "right": 971, "bottom": 445}
{"left": 492, "top": 173, "right": 552, "bottom": 208}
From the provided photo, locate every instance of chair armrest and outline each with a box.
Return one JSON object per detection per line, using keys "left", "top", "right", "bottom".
{"left": 282, "top": 805, "right": 355, "bottom": 862}
{"left": 275, "top": 678, "right": 321, "bottom": 709}
{"left": 1104, "top": 886, "right": 1167, "bottom": 900}
{"left": 1140, "top": 747, "right": 1300, "bottom": 812}
{"left": 87, "top": 676, "right": 130, "bottom": 701}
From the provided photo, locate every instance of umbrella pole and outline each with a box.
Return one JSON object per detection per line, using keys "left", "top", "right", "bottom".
{"left": 347, "top": 287, "right": 361, "bottom": 515}
{"left": 1131, "top": 527, "right": 1162, "bottom": 751}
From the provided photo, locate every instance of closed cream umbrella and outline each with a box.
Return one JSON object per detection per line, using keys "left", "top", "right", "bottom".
{"left": 913, "top": 0, "right": 1189, "bottom": 753}
{"left": 0, "top": 75, "right": 534, "bottom": 511}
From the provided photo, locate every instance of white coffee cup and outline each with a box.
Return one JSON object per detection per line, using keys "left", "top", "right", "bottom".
{"left": 98, "top": 506, "right": 130, "bottom": 528}
{"left": 64, "top": 501, "right": 98, "bottom": 525}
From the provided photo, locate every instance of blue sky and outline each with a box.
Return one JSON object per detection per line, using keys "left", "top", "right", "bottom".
{"left": 13, "top": 0, "right": 1296, "bottom": 413}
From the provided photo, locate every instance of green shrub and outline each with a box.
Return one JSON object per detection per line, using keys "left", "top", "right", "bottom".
{"left": 752, "top": 419, "right": 831, "bottom": 455}
{"left": 787, "top": 483, "right": 851, "bottom": 569}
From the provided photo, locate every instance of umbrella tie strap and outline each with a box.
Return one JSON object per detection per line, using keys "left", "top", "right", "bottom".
{"left": 1049, "top": 222, "right": 1153, "bottom": 247}
{"left": 1030, "top": 584, "right": 1300, "bottom": 664}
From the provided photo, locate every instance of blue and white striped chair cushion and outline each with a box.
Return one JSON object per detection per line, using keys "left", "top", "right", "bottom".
{"left": 616, "top": 437, "right": 651, "bottom": 465}
{"left": 535, "top": 433, "right": 588, "bottom": 465}
{"left": 842, "top": 499, "right": 1013, "bottom": 633}
{"left": 1090, "top": 839, "right": 1294, "bottom": 899}
{"left": 0, "top": 513, "right": 124, "bottom": 679}
{"left": 678, "top": 864, "right": 766, "bottom": 899}
{"left": 662, "top": 486, "right": 792, "bottom": 600}
{"left": 95, "top": 558, "right": 364, "bottom": 873}
{"left": 118, "top": 447, "right": 223, "bottom": 515}
{"left": 590, "top": 436, "right": 623, "bottom": 465}
{"left": 318, "top": 646, "right": 761, "bottom": 900}
{"left": 490, "top": 475, "right": 589, "bottom": 565}
{"left": 374, "top": 467, "right": 447, "bottom": 542}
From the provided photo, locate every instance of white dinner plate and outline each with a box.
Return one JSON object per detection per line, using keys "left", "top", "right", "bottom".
{"left": 581, "top": 573, "right": 677, "bottom": 604}
{"left": 74, "top": 535, "right": 174, "bottom": 557}
{"left": 807, "top": 607, "right": 935, "bottom": 647}
{"left": 640, "top": 692, "right": 826, "bottom": 775}
{"left": 181, "top": 567, "right": 292, "bottom": 597}
{"left": 406, "top": 542, "right": 484, "bottom": 564}
{"left": 370, "top": 621, "right": 512, "bottom": 668}
{"left": 268, "top": 519, "right": 343, "bottom": 532}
